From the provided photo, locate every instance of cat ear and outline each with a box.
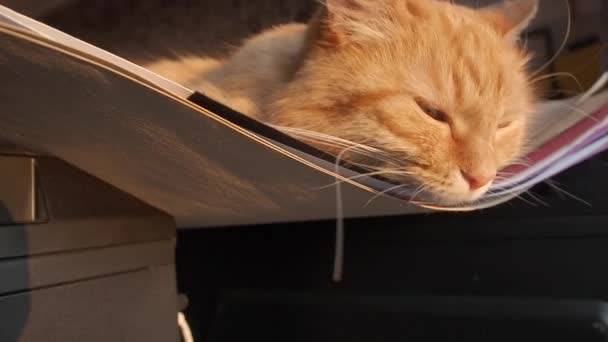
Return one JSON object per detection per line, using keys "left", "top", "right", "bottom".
{"left": 316, "top": 0, "right": 390, "bottom": 46}
{"left": 481, "top": 0, "right": 539, "bottom": 41}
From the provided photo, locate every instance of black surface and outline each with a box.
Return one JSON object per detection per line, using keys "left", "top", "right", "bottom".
{"left": 177, "top": 156, "right": 608, "bottom": 342}
{"left": 211, "top": 292, "right": 608, "bottom": 342}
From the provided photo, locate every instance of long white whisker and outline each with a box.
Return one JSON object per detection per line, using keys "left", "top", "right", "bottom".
{"left": 531, "top": 72, "right": 583, "bottom": 92}
{"left": 566, "top": 104, "right": 599, "bottom": 122}
{"left": 544, "top": 180, "right": 591, "bottom": 206}
{"left": 273, "top": 126, "right": 380, "bottom": 151}
{"left": 509, "top": 161, "right": 533, "bottom": 167}
{"left": 365, "top": 183, "right": 412, "bottom": 207}
{"left": 486, "top": 188, "right": 538, "bottom": 206}
{"left": 332, "top": 145, "right": 359, "bottom": 283}
{"left": 315, "top": 169, "right": 415, "bottom": 190}
{"left": 409, "top": 184, "right": 431, "bottom": 204}
{"left": 277, "top": 127, "right": 402, "bottom": 166}
{"left": 521, "top": 189, "right": 550, "bottom": 207}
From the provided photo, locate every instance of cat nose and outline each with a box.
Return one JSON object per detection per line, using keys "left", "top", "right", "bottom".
{"left": 460, "top": 169, "right": 496, "bottom": 190}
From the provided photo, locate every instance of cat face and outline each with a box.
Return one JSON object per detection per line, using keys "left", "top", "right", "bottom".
{"left": 268, "top": 0, "right": 538, "bottom": 204}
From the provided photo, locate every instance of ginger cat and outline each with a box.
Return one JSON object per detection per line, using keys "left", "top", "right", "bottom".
{"left": 145, "top": 0, "right": 539, "bottom": 205}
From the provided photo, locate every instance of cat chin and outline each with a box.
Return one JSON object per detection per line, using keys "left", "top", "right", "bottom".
{"left": 421, "top": 183, "right": 493, "bottom": 206}
{"left": 382, "top": 174, "right": 492, "bottom": 206}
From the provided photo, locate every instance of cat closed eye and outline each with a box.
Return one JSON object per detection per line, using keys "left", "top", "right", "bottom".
{"left": 498, "top": 121, "right": 512, "bottom": 129}
{"left": 415, "top": 98, "right": 448, "bottom": 123}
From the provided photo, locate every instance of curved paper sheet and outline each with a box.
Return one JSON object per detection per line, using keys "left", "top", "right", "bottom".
{"left": 0, "top": 25, "right": 428, "bottom": 228}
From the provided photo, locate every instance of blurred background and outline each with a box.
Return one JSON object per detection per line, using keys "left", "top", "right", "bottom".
{"left": 1, "top": 0, "right": 607, "bottom": 99}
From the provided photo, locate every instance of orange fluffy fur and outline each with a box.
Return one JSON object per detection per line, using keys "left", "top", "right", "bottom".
{"left": 145, "top": 0, "right": 539, "bottom": 204}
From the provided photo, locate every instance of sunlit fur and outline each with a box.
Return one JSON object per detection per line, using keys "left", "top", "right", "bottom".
{"left": 146, "top": 0, "right": 539, "bottom": 205}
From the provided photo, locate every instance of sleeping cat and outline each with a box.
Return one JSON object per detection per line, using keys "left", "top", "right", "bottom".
{"left": 145, "top": 0, "right": 539, "bottom": 205}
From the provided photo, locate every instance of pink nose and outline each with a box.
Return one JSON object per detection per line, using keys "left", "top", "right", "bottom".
{"left": 460, "top": 169, "right": 495, "bottom": 190}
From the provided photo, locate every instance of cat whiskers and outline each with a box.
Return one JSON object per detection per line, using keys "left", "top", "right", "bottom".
{"left": 543, "top": 180, "right": 591, "bottom": 206}
{"left": 566, "top": 105, "right": 599, "bottom": 122}
{"left": 272, "top": 125, "right": 402, "bottom": 166}
{"left": 408, "top": 184, "right": 432, "bottom": 204}
{"left": 315, "top": 169, "right": 415, "bottom": 190}
{"left": 484, "top": 188, "right": 538, "bottom": 206}
{"left": 492, "top": 176, "right": 512, "bottom": 183}
{"left": 272, "top": 126, "right": 418, "bottom": 282}
{"left": 530, "top": 72, "right": 583, "bottom": 92}
{"left": 331, "top": 144, "right": 363, "bottom": 283}
{"left": 486, "top": 184, "right": 549, "bottom": 206}
{"left": 364, "top": 183, "right": 412, "bottom": 207}
{"left": 518, "top": 189, "right": 550, "bottom": 206}
{"left": 509, "top": 158, "right": 533, "bottom": 168}
{"left": 489, "top": 178, "right": 590, "bottom": 208}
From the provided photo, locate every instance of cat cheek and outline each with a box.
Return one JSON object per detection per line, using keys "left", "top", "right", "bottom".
{"left": 495, "top": 128, "right": 526, "bottom": 166}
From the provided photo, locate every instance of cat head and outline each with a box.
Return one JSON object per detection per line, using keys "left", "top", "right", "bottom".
{"left": 268, "top": 0, "right": 539, "bottom": 205}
